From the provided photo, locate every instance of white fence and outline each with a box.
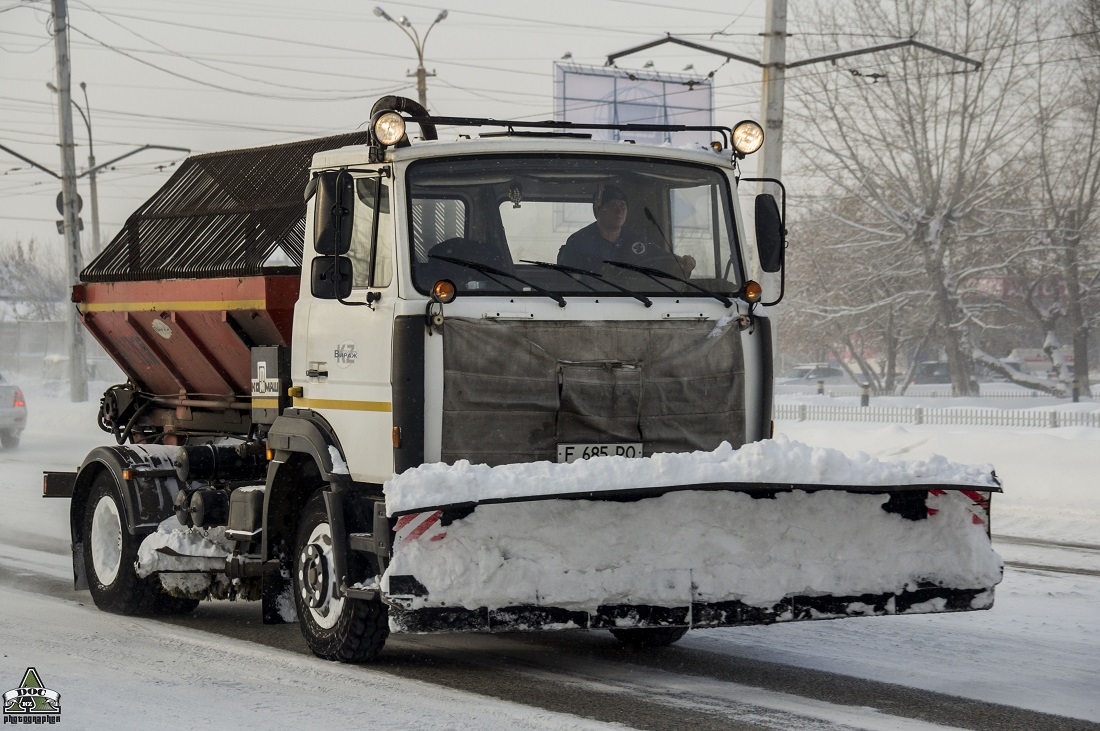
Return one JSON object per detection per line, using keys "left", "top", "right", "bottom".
{"left": 778, "top": 384, "right": 1100, "bottom": 400}
{"left": 775, "top": 403, "right": 1100, "bottom": 429}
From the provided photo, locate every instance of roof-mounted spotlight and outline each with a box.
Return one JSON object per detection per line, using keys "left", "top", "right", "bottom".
{"left": 372, "top": 110, "right": 407, "bottom": 146}
{"left": 731, "top": 120, "right": 764, "bottom": 158}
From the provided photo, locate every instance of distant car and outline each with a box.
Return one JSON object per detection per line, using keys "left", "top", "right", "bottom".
{"left": 0, "top": 371, "right": 27, "bottom": 449}
{"left": 776, "top": 364, "right": 850, "bottom": 386}
{"left": 910, "top": 361, "right": 951, "bottom": 385}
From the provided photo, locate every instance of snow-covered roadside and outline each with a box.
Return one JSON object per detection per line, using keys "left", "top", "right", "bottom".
{"left": 777, "top": 416, "right": 1100, "bottom": 544}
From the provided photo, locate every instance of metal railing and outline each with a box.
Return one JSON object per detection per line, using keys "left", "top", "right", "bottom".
{"left": 775, "top": 402, "right": 1100, "bottom": 429}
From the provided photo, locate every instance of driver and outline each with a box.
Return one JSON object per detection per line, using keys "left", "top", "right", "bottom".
{"left": 557, "top": 184, "right": 695, "bottom": 276}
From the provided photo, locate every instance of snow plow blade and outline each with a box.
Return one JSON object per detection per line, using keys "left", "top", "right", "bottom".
{"left": 380, "top": 441, "right": 1003, "bottom": 634}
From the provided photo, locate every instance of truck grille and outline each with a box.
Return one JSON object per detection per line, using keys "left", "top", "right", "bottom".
{"left": 441, "top": 318, "right": 745, "bottom": 466}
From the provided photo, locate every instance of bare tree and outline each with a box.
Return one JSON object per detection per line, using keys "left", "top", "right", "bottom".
{"left": 782, "top": 191, "right": 931, "bottom": 392}
{"left": 787, "top": 0, "right": 1046, "bottom": 395}
{"left": 0, "top": 240, "right": 67, "bottom": 321}
{"left": 1022, "top": 0, "right": 1100, "bottom": 397}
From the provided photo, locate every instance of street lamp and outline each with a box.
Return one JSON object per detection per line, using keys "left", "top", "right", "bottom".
{"left": 77, "top": 82, "right": 101, "bottom": 254}
{"left": 373, "top": 6, "right": 448, "bottom": 109}
{"left": 47, "top": 80, "right": 101, "bottom": 253}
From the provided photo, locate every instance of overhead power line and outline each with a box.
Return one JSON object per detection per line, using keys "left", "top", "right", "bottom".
{"left": 67, "top": 8, "right": 558, "bottom": 81}
{"left": 69, "top": 25, "right": 411, "bottom": 102}
{"left": 68, "top": 11, "right": 400, "bottom": 94}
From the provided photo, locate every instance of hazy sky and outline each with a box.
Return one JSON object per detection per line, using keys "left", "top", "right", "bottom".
{"left": 2, "top": 0, "right": 782, "bottom": 267}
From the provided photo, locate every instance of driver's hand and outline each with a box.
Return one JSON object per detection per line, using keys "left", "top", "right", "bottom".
{"left": 677, "top": 254, "right": 697, "bottom": 276}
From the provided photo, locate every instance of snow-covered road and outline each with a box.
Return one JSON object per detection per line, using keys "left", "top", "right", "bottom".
{"left": 2, "top": 382, "right": 1098, "bottom": 729}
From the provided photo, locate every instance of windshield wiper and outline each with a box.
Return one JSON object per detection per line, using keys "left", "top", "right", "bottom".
{"left": 521, "top": 260, "right": 652, "bottom": 307}
{"left": 603, "top": 260, "right": 733, "bottom": 308}
{"left": 429, "top": 254, "right": 566, "bottom": 307}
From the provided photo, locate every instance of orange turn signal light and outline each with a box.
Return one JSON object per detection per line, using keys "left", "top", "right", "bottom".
{"left": 742, "top": 280, "right": 762, "bottom": 303}
{"left": 432, "top": 279, "right": 457, "bottom": 304}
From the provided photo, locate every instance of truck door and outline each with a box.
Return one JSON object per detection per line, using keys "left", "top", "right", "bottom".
{"left": 302, "top": 173, "right": 396, "bottom": 482}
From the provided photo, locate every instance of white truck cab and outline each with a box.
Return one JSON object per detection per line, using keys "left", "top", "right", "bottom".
{"left": 296, "top": 111, "right": 786, "bottom": 485}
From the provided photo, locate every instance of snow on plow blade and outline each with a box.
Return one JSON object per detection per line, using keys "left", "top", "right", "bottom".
{"left": 380, "top": 439, "right": 1003, "bottom": 634}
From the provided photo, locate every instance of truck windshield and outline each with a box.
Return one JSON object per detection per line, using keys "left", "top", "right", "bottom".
{"left": 406, "top": 154, "right": 744, "bottom": 299}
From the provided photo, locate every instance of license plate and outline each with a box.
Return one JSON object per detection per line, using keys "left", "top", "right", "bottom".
{"left": 557, "top": 443, "right": 643, "bottom": 463}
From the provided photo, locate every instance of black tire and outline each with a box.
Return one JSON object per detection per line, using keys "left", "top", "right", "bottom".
{"left": 293, "top": 490, "right": 389, "bottom": 662}
{"left": 82, "top": 471, "right": 198, "bottom": 616}
{"left": 0, "top": 430, "right": 19, "bottom": 449}
{"left": 610, "top": 626, "right": 688, "bottom": 648}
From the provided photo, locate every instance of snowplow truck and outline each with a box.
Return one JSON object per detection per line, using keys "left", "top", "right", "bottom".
{"left": 43, "top": 97, "right": 1002, "bottom": 662}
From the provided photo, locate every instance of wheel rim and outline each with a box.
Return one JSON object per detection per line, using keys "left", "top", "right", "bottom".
{"left": 90, "top": 494, "right": 123, "bottom": 585}
{"left": 298, "top": 522, "right": 343, "bottom": 629}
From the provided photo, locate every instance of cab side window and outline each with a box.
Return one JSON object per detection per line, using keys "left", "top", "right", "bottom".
{"left": 348, "top": 177, "right": 393, "bottom": 288}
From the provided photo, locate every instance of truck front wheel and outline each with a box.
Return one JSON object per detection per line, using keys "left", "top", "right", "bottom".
{"left": 294, "top": 490, "right": 389, "bottom": 662}
{"left": 82, "top": 471, "right": 198, "bottom": 615}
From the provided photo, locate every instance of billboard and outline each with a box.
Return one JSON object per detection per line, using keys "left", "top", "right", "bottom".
{"left": 554, "top": 63, "right": 713, "bottom": 148}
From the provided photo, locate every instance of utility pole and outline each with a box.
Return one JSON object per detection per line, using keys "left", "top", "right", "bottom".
{"left": 4, "top": 0, "right": 191, "bottom": 402}
{"left": 760, "top": 0, "right": 787, "bottom": 182}
{"left": 51, "top": 0, "right": 87, "bottom": 403}
{"left": 373, "top": 6, "right": 448, "bottom": 110}
{"left": 2, "top": 0, "right": 189, "bottom": 398}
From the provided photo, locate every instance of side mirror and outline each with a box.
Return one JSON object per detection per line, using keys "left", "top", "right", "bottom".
{"left": 754, "top": 194, "right": 785, "bottom": 273}
{"left": 313, "top": 171, "right": 355, "bottom": 255}
{"left": 749, "top": 190, "right": 785, "bottom": 306}
{"left": 311, "top": 256, "right": 353, "bottom": 300}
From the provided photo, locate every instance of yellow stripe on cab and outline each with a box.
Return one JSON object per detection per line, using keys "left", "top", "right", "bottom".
{"left": 293, "top": 398, "right": 392, "bottom": 412}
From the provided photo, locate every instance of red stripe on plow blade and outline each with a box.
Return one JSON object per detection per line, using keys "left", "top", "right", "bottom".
{"left": 928, "top": 489, "right": 987, "bottom": 525}
{"left": 398, "top": 511, "right": 446, "bottom": 544}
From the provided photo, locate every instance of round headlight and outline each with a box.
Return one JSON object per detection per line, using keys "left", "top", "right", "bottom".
{"left": 432, "top": 279, "right": 457, "bottom": 304}
{"left": 732, "top": 120, "right": 764, "bottom": 156}
{"left": 373, "top": 111, "right": 406, "bottom": 146}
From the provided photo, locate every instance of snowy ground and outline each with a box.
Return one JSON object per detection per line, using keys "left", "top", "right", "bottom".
{"left": 1, "top": 378, "right": 1098, "bottom": 728}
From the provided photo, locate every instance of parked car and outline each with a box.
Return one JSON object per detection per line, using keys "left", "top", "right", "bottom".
{"left": 776, "top": 364, "right": 850, "bottom": 386}
{"left": 910, "top": 361, "right": 951, "bottom": 385}
{"left": 0, "top": 371, "right": 27, "bottom": 449}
